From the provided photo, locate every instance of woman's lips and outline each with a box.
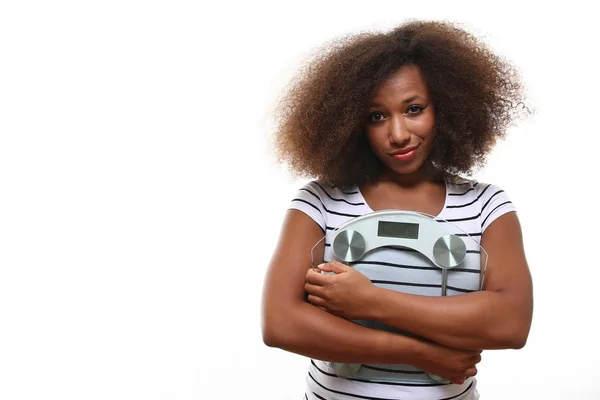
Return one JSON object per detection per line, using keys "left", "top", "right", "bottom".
{"left": 391, "top": 147, "right": 418, "bottom": 161}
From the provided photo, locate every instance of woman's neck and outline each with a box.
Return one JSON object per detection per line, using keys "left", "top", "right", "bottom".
{"left": 376, "top": 163, "right": 443, "bottom": 188}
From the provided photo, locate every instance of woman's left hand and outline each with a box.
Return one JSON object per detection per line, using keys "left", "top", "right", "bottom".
{"left": 304, "top": 261, "right": 378, "bottom": 320}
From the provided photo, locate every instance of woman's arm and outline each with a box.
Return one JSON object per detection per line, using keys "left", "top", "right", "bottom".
{"left": 262, "top": 209, "right": 417, "bottom": 363}
{"left": 261, "top": 209, "right": 481, "bottom": 383}
{"left": 306, "top": 212, "right": 533, "bottom": 351}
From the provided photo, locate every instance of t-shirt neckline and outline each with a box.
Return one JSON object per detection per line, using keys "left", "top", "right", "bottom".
{"left": 355, "top": 181, "right": 448, "bottom": 219}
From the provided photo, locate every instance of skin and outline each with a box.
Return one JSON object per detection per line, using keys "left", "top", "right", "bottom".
{"left": 365, "top": 65, "right": 437, "bottom": 185}
{"left": 360, "top": 64, "right": 446, "bottom": 216}
{"left": 261, "top": 65, "right": 531, "bottom": 384}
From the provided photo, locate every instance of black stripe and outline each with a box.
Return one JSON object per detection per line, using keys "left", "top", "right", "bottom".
{"left": 447, "top": 181, "right": 481, "bottom": 196}
{"left": 466, "top": 250, "right": 481, "bottom": 254}
{"left": 350, "top": 260, "right": 438, "bottom": 271}
{"left": 305, "top": 393, "right": 310, "bottom": 400}
{"left": 291, "top": 199, "right": 322, "bottom": 213}
{"left": 455, "top": 232, "right": 482, "bottom": 237}
{"left": 300, "top": 188, "right": 325, "bottom": 205}
{"left": 449, "top": 267, "right": 481, "bottom": 274}
{"left": 446, "top": 184, "right": 492, "bottom": 208}
{"left": 477, "top": 184, "right": 491, "bottom": 198}
{"left": 325, "top": 207, "right": 361, "bottom": 218}
{"left": 448, "top": 187, "right": 475, "bottom": 196}
{"left": 352, "top": 261, "right": 481, "bottom": 274}
{"left": 297, "top": 192, "right": 361, "bottom": 217}
{"left": 314, "top": 182, "right": 365, "bottom": 206}
{"left": 371, "top": 280, "right": 476, "bottom": 293}
{"left": 360, "top": 365, "right": 427, "bottom": 375}
{"left": 439, "top": 381, "right": 474, "bottom": 400}
{"left": 372, "top": 280, "right": 439, "bottom": 289}
{"left": 335, "top": 260, "right": 481, "bottom": 274}
{"left": 446, "top": 199, "right": 477, "bottom": 208}
{"left": 481, "top": 201, "right": 513, "bottom": 228}
{"left": 311, "top": 392, "right": 326, "bottom": 400}
{"left": 436, "top": 212, "right": 481, "bottom": 223}
{"left": 330, "top": 185, "right": 359, "bottom": 195}
{"left": 446, "top": 286, "right": 476, "bottom": 293}
{"left": 481, "top": 190, "right": 504, "bottom": 213}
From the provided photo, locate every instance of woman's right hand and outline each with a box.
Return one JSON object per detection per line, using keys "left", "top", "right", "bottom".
{"left": 412, "top": 341, "right": 482, "bottom": 385}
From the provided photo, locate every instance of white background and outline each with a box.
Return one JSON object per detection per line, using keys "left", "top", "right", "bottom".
{"left": 1, "top": 1, "right": 599, "bottom": 399}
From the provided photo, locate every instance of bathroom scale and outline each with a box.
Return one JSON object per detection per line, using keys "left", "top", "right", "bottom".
{"left": 310, "top": 210, "right": 488, "bottom": 383}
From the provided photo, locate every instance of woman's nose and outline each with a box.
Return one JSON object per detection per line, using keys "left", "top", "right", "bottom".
{"left": 389, "top": 116, "right": 410, "bottom": 145}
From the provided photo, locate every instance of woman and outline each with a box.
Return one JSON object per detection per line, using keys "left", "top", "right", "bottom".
{"left": 261, "top": 20, "right": 533, "bottom": 400}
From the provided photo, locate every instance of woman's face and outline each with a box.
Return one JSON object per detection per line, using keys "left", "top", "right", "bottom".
{"left": 365, "top": 64, "right": 436, "bottom": 180}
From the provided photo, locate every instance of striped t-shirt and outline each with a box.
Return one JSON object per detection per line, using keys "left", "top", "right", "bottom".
{"left": 289, "top": 179, "right": 516, "bottom": 400}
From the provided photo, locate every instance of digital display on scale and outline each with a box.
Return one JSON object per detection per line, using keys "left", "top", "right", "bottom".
{"left": 377, "top": 221, "right": 419, "bottom": 239}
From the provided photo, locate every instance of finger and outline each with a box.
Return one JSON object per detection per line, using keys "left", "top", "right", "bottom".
{"left": 471, "top": 354, "right": 482, "bottom": 364}
{"left": 318, "top": 261, "right": 350, "bottom": 274}
{"left": 451, "top": 376, "right": 465, "bottom": 385}
{"left": 307, "top": 294, "right": 326, "bottom": 307}
{"left": 465, "top": 367, "right": 478, "bottom": 377}
{"left": 304, "top": 282, "right": 325, "bottom": 296}
{"left": 305, "top": 269, "right": 330, "bottom": 285}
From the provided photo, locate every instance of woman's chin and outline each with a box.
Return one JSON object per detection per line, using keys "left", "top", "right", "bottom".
{"left": 383, "top": 161, "right": 428, "bottom": 178}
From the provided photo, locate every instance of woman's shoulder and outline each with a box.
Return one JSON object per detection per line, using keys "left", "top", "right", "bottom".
{"left": 445, "top": 177, "right": 506, "bottom": 196}
{"left": 289, "top": 180, "right": 365, "bottom": 231}
{"left": 295, "top": 180, "right": 366, "bottom": 215}
{"left": 445, "top": 177, "right": 516, "bottom": 231}
{"left": 445, "top": 177, "right": 478, "bottom": 195}
{"left": 298, "top": 180, "right": 361, "bottom": 200}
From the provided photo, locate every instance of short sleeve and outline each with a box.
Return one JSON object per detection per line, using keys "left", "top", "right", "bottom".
{"left": 288, "top": 181, "right": 326, "bottom": 232}
{"left": 479, "top": 183, "right": 517, "bottom": 232}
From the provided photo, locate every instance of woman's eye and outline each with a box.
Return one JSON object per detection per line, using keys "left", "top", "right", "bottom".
{"left": 406, "top": 105, "right": 424, "bottom": 114}
{"left": 369, "top": 112, "right": 386, "bottom": 122}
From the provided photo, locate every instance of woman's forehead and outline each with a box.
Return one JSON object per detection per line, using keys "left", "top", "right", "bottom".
{"left": 371, "top": 65, "right": 430, "bottom": 103}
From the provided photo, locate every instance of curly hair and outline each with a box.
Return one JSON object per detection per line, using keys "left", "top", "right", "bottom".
{"left": 272, "top": 20, "right": 529, "bottom": 188}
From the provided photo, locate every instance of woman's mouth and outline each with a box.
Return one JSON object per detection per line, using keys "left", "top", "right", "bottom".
{"left": 391, "top": 146, "right": 419, "bottom": 161}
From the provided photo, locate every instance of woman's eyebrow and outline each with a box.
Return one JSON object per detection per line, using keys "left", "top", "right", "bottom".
{"left": 402, "top": 95, "right": 425, "bottom": 103}
{"left": 369, "top": 95, "right": 427, "bottom": 108}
